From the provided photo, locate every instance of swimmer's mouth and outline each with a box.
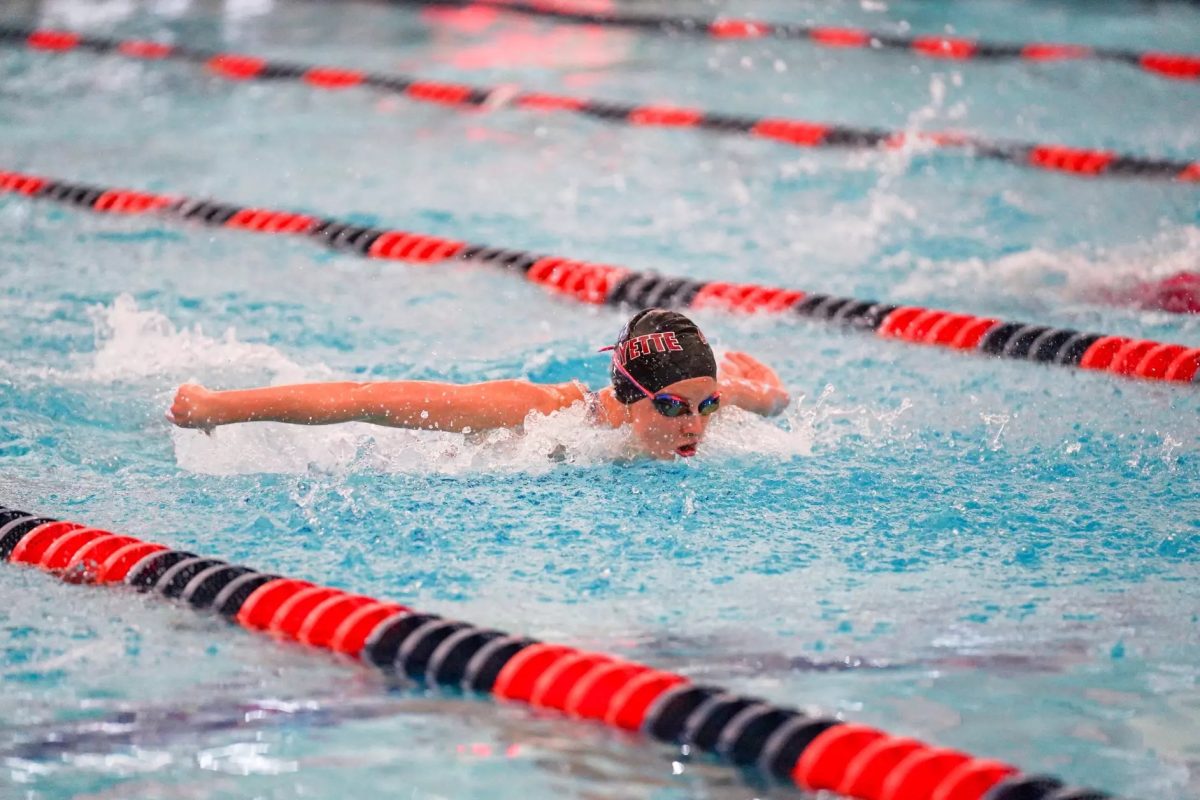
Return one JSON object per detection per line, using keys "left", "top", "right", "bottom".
{"left": 675, "top": 443, "right": 698, "bottom": 458}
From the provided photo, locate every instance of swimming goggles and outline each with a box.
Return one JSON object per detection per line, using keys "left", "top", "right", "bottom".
{"left": 600, "top": 345, "right": 721, "bottom": 418}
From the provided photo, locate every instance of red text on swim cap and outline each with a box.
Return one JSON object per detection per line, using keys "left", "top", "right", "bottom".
{"left": 615, "top": 332, "right": 683, "bottom": 365}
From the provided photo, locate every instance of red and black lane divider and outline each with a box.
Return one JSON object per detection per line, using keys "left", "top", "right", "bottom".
{"left": 0, "top": 24, "right": 1197, "bottom": 183}
{"left": 2, "top": 167, "right": 1199, "bottom": 388}
{"left": 0, "top": 504, "right": 1114, "bottom": 800}
{"left": 396, "top": 0, "right": 1200, "bottom": 82}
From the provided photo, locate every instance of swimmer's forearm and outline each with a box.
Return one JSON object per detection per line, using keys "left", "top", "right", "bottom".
{"left": 202, "top": 382, "right": 458, "bottom": 428}
{"left": 196, "top": 383, "right": 358, "bottom": 426}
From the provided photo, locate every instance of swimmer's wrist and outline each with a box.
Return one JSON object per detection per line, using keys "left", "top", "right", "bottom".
{"left": 717, "top": 378, "right": 746, "bottom": 408}
{"left": 719, "top": 377, "right": 788, "bottom": 416}
{"left": 203, "top": 392, "right": 243, "bottom": 426}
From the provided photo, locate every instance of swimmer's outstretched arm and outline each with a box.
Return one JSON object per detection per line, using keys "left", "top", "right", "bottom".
{"left": 167, "top": 380, "right": 585, "bottom": 433}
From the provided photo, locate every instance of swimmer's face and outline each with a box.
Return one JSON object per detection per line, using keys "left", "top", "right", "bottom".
{"left": 625, "top": 376, "right": 720, "bottom": 460}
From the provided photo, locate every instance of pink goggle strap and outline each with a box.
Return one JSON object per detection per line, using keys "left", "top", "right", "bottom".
{"left": 599, "top": 344, "right": 661, "bottom": 401}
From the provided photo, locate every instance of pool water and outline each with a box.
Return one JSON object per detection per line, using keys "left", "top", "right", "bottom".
{"left": 2, "top": 0, "right": 1199, "bottom": 797}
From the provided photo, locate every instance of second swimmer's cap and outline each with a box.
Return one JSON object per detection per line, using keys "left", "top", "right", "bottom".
{"left": 609, "top": 309, "right": 717, "bottom": 404}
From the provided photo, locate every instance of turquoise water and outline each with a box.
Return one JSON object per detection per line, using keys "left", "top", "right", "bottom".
{"left": 2, "top": 0, "right": 1199, "bottom": 797}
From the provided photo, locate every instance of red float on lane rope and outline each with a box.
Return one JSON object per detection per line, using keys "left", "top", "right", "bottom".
{"left": 406, "top": 81, "right": 475, "bottom": 105}
{"left": 493, "top": 643, "right": 578, "bottom": 702}
{"left": 269, "top": 586, "right": 346, "bottom": 639}
{"left": 38, "top": 528, "right": 111, "bottom": 570}
{"left": 297, "top": 594, "right": 377, "bottom": 648}
{"left": 932, "top": 759, "right": 1017, "bottom": 800}
{"left": 236, "top": 578, "right": 316, "bottom": 630}
{"left": 529, "top": 652, "right": 615, "bottom": 711}
{"left": 65, "top": 535, "right": 140, "bottom": 576}
{"left": 1021, "top": 43, "right": 1092, "bottom": 61}
{"left": 881, "top": 748, "right": 972, "bottom": 800}
{"left": 27, "top": 29, "right": 80, "bottom": 51}
{"left": 1140, "top": 53, "right": 1200, "bottom": 80}
{"left": 628, "top": 106, "right": 703, "bottom": 127}
{"left": 10, "top": 521, "right": 84, "bottom": 565}
{"left": 912, "top": 37, "right": 978, "bottom": 60}
{"left": 1028, "top": 146, "right": 1116, "bottom": 175}
{"left": 329, "top": 601, "right": 408, "bottom": 654}
{"left": 604, "top": 670, "right": 688, "bottom": 730}
{"left": 710, "top": 19, "right": 770, "bottom": 39}
{"left": 97, "top": 541, "right": 168, "bottom": 583}
{"left": 564, "top": 661, "right": 654, "bottom": 720}
{"left": 810, "top": 27, "right": 871, "bottom": 48}
{"left": 206, "top": 53, "right": 267, "bottom": 80}
{"left": 838, "top": 736, "right": 927, "bottom": 799}
{"left": 794, "top": 724, "right": 888, "bottom": 792}
{"left": 118, "top": 40, "right": 174, "bottom": 59}
{"left": 304, "top": 67, "right": 366, "bottom": 89}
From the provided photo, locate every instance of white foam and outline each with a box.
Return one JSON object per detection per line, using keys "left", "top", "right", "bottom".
{"left": 172, "top": 400, "right": 632, "bottom": 476}
{"left": 793, "top": 74, "right": 958, "bottom": 256}
{"left": 1, "top": 294, "right": 325, "bottom": 386}
{"left": 894, "top": 224, "right": 1200, "bottom": 317}
{"left": 39, "top": 0, "right": 137, "bottom": 28}
{"left": 87, "top": 294, "right": 323, "bottom": 385}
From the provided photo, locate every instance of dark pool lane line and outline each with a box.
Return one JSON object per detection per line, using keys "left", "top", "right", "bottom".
{"left": 0, "top": 23, "right": 1197, "bottom": 183}
{"left": 1, "top": 167, "right": 1198, "bottom": 391}
{"left": 386, "top": 0, "right": 1200, "bottom": 83}
{"left": 0, "top": 504, "right": 1116, "bottom": 800}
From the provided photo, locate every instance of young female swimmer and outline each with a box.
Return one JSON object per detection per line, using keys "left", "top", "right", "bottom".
{"left": 167, "top": 309, "right": 790, "bottom": 460}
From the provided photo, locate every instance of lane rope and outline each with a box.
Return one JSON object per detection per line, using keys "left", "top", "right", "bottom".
{"left": 392, "top": 0, "right": 1200, "bottom": 82}
{"left": 0, "top": 503, "right": 1116, "bottom": 800}
{"left": 2, "top": 167, "right": 1198, "bottom": 388}
{"left": 1, "top": 24, "right": 1198, "bottom": 183}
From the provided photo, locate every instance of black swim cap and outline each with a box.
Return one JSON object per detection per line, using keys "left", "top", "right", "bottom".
{"left": 609, "top": 309, "right": 717, "bottom": 404}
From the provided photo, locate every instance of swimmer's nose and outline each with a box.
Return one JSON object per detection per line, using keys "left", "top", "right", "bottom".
{"left": 679, "top": 414, "right": 704, "bottom": 435}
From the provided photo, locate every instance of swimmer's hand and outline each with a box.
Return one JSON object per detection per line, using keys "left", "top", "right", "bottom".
{"left": 718, "top": 352, "right": 790, "bottom": 416}
{"left": 167, "top": 383, "right": 219, "bottom": 433}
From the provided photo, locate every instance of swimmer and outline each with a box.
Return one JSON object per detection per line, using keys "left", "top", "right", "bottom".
{"left": 167, "top": 309, "right": 789, "bottom": 460}
{"left": 1130, "top": 271, "right": 1200, "bottom": 315}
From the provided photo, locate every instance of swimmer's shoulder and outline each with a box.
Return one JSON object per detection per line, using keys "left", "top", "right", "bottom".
{"left": 554, "top": 379, "right": 589, "bottom": 406}
{"left": 538, "top": 381, "right": 617, "bottom": 427}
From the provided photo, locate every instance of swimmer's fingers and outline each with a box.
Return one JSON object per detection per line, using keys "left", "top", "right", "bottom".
{"left": 165, "top": 408, "right": 214, "bottom": 436}
{"left": 742, "top": 354, "right": 781, "bottom": 387}
{"left": 724, "top": 351, "right": 758, "bottom": 372}
{"left": 719, "top": 351, "right": 751, "bottom": 381}
{"left": 723, "top": 351, "right": 781, "bottom": 387}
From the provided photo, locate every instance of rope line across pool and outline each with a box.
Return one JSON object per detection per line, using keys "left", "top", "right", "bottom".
{"left": 1, "top": 168, "right": 1198, "bottom": 388}
{"left": 0, "top": 504, "right": 1116, "bottom": 800}
{"left": 1, "top": 24, "right": 1198, "bottom": 183}
{"left": 391, "top": 0, "right": 1200, "bottom": 82}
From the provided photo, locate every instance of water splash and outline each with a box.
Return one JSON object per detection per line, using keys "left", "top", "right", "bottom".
{"left": 895, "top": 224, "right": 1200, "bottom": 319}
{"left": 87, "top": 294, "right": 324, "bottom": 385}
